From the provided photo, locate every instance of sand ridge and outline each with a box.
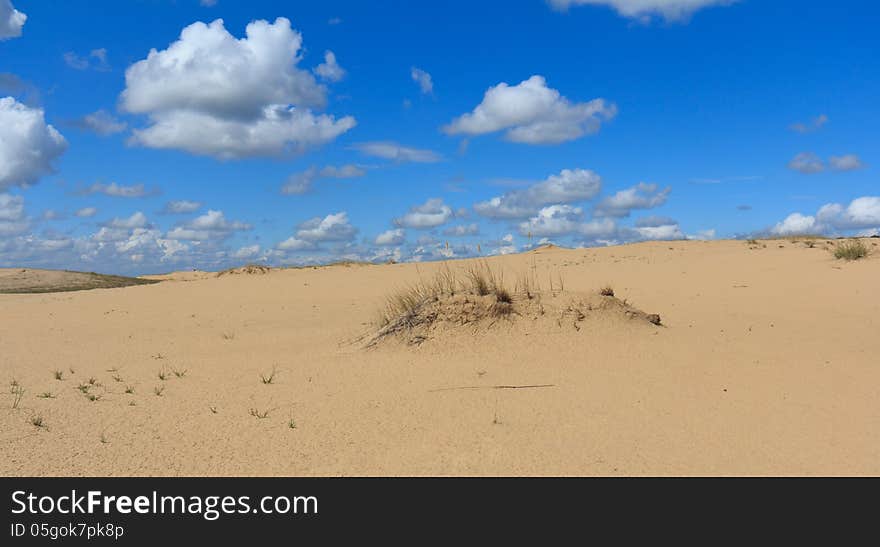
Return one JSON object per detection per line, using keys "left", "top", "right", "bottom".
{"left": 1, "top": 239, "right": 878, "bottom": 476}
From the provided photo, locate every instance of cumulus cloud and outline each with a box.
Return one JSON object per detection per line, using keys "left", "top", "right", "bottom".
{"left": 75, "top": 207, "right": 98, "bottom": 218}
{"left": 547, "top": 0, "right": 736, "bottom": 22}
{"left": 0, "top": 0, "right": 26, "bottom": 40}
{"left": 443, "top": 223, "right": 480, "bottom": 237}
{"left": 395, "top": 198, "right": 453, "bottom": 229}
{"left": 70, "top": 110, "right": 127, "bottom": 136}
{"left": 162, "top": 200, "right": 202, "bottom": 214}
{"left": 353, "top": 141, "right": 442, "bottom": 163}
{"left": 80, "top": 182, "right": 154, "bottom": 198}
{"left": 829, "top": 154, "right": 864, "bottom": 171}
{"left": 771, "top": 196, "right": 880, "bottom": 236}
{"left": 294, "top": 211, "right": 357, "bottom": 242}
{"left": 314, "top": 50, "right": 345, "bottom": 82}
{"left": 411, "top": 67, "right": 433, "bottom": 94}
{"left": 519, "top": 205, "right": 584, "bottom": 237}
{"left": 375, "top": 228, "right": 406, "bottom": 246}
{"left": 788, "top": 152, "right": 825, "bottom": 174}
{"left": 121, "top": 18, "right": 355, "bottom": 159}
{"left": 231, "top": 244, "right": 261, "bottom": 260}
{"left": 790, "top": 114, "right": 828, "bottom": 134}
{"left": 594, "top": 182, "right": 670, "bottom": 217}
{"left": 165, "top": 209, "right": 251, "bottom": 241}
{"left": 443, "top": 75, "right": 616, "bottom": 144}
{"left": 281, "top": 164, "right": 365, "bottom": 195}
{"left": 0, "top": 98, "right": 68, "bottom": 191}
{"left": 107, "top": 211, "right": 149, "bottom": 229}
{"left": 474, "top": 168, "right": 602, "bottom": 219}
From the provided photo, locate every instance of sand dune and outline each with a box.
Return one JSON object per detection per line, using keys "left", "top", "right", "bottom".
{"left": 1, "top": 239, "right": 878, "bottom": 476}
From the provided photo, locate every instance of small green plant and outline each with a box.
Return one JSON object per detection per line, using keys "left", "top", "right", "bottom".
{"left": 53, "top": 370, "right": 64, "bottom": 381}
{"left": 153, "top": 385, "right": 165, "bottom": 397}
{"left": 31, "top": 415, "right": 45, "bottom": 428}
{"left": 87, "top": 377, "right": 98, "bottom": 386}
{"left": 76, "top": 382, "right": 91, "bottom": 393}
{"left": 260, "top": 366, "right": 278, "bottom": 385}
{"left": 124, "top": 385, "right": 135, "bottom": 394}
{"left": 86, "top": 392, "right": 102, "bottom": 402}
{"left": 288, "top": 418, "right": 297, "bottom": 429}
{"left": 37, "top": 392, "right": 55, "bottom": 399}
{"left": 834, "top": 239, "right": 868, "bottom": 261}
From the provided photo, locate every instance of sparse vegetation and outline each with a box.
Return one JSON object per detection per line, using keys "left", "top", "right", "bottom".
{"left": 53, "top": 370, "right": 64, "bottom": 381}
{"left": 221, "top": 331, "right": 235, "bottom": 341}
{"left": 153, "top": 385, "right": 165, "bottom": 397}
{"left": 249, "top": 407, "right": 271, "bottom": 419}
{"left": 157, "top": 369, "right": 168, "bottom": 381}
{"left": 31, "top": 415, "right": 45, "bottom": 428}
{"left": 112, "top": 374, "right": 124, "bottom": 383}
{"left": 599, "top": 286, "right": 615, "bottom": 297}
{"left": 37, "top": 392, "right": 55, "bottom": 399}
{"left": 833, "top": 239, "right": 868, "bottom": 261}
{"left": 172, "top": 368, "right": 188, "bottom": 378}
{"left": 11, "top": 381, "right": 25, "bottom": 409}
{"left": 260, "top": 366, "right": 278, "bottom": 385}
{"left": 86, "top": 393, "right": 102, "bottom": 402}
{"left": 288, "top": 418, "right": 297, "bottom": 429}
{"left": 124, "top": 385, "right": 135, "bottom": 394}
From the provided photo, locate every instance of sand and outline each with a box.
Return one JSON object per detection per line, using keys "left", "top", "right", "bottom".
{"left": 1, "top": 239, "right": 878, "bottom": 476}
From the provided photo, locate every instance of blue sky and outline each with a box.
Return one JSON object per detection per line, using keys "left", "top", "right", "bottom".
{"left": 1, "top": 0, "right": 877, "bottom": 274}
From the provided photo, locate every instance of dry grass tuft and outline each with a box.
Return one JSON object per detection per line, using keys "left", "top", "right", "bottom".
{"left": 833, "top": 239, "right": 868, "bottom": 261}
{"left": 599, "top": 286, "right": 615, "bottom": 297}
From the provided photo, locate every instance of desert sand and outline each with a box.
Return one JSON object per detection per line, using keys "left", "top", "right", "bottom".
{"left": 1, "top": 238, "right": 878, "bottom": 476}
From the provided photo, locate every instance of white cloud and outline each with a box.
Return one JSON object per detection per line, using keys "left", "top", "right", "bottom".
{"left": 817, "top": 197, "right": 880, "bottom": 231}
{"left": 64, "top": 48, "right": 110, "bottom": 71}
{"left": 81, "top": 182, "right": 152, "bottom": 198}
{"left": 788, "top": 152, "right": 824, "bottom": 174}
{"left": 121, "top": 18, "right": 355, "bottom": 159}
{"left": 162, "top": 200, "right": 203, "bottom": 214}
{"left": 443, "top": 75, "right": 616, "bottom": 144}
{"left": 314, "top": 50, "right": 345, "bottom": 82}
{"left": 443, "top": 223, "right": 480, "bottom": 237}
{"left": 474, "top": 168, "right": 602, "bottom": 219}
{"left": 829, "top": 154, "right": 864, "bottom": 172}
{"left": 411, "top": 67, "right": 433, "bottom": 94}
{"left": 0, "top": 193, "right": 28, "bottom": 235}
{"left": 165, "top": 210, "right": 251, "bottom": 241}
{"left": 519, "top": 205, "right": 584, "bottom": 237}
{"left": 395, "top": 198, "right": 453, "bottom": 229}
{"left": 75, "top": 207, "right": 98, "bottom": 218}
{"left": 72, "top": 110, "right": 127, "bottom": 136}
{"left": 771, "top": 212, "right": 816, "bottom": 236}
{"left": 231, "top": 244, "right": 261, "bottom": 260}
{"left": 594, "top": 182, "right": 670, "bottom": 217}
{"left": 790, "top": 114, "right": 828, "bottom": 134}
{"left": 0, "top": 0, "right": 26, "bottom": 40}
{"left": 107, "top": 211, "right": 149, "bottom": 229}
{"left": 353, "top": 141, "right": 442, "bottom": 163}
{"left": 0, "top": 98, "right": 68, "bottom": 191}
{"left": 277, "top": 237, "right": 317, "bottom": 251}
{"left": 281, "top": 164, "right": 366, "bottom": 194}
{"left": 295, "top": 211, "right": 357, "bottom": 242}
{"left": 547, "top": 0, "right": 736, "bottom": 22}
{"left": 375, "top": 228, "right": 406, "bottom": 246}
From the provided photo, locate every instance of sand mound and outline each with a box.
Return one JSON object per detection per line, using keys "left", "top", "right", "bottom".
{"left": 216, "top": 264, "right": 273, "bottom": 277}
{"left": 0, "top": 268, "right": 158, "bottom": 294}
{"left": 363, "top": 263, "right": 661, "bottom": 348}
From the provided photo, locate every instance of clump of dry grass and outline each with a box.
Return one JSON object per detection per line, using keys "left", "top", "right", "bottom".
{"left": 31, "top": 415, "right": 45, "bottom": 428}
{"left": 53, "top": 370, "right": 64, "bottom": 381}
{"left": 599, "top": 286, "right": 615, "bottom": 297}
{"left": 11, "top": 381, "right": 25, "bottom": 409}
{"left": 833, "top": 239, "right": 868, "bottom": 261}
{"left": 260, "top": 366, "right": 278, "bottom": 385}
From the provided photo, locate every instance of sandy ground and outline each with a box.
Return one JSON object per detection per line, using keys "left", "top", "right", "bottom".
{"left": 1, "top": 239, "right": 878, "bottom": 476}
